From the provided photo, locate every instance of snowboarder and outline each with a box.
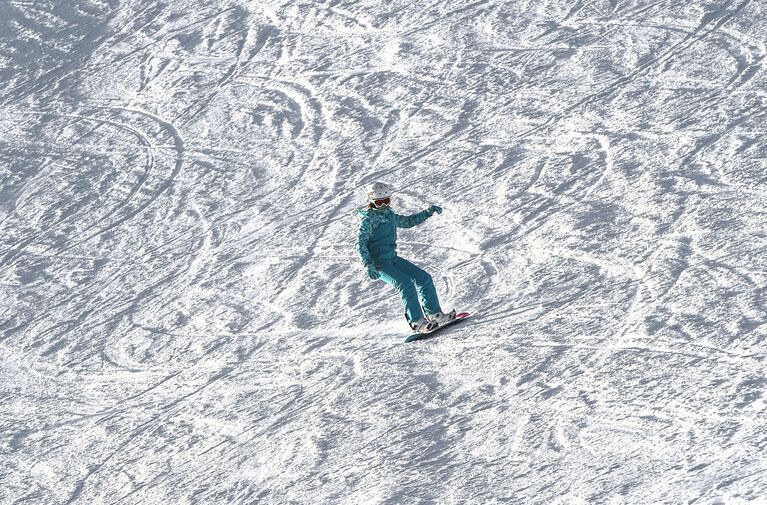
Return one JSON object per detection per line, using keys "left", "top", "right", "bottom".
{"left": 355, "top": 182, "right": 456, "bottom": 333}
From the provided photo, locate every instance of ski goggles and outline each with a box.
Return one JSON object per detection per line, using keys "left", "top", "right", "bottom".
{"left": 371, "top": 197, "right": 390, "bottom": 208}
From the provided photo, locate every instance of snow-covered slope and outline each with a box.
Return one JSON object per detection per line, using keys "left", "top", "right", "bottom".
{"left": 2, "top": 1, "right": 767, "bottom": 503}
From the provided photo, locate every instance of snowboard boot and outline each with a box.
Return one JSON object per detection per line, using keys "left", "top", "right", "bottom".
{"left": 427, "top": 310, "right": 456, "bottom": 326}
{"left": 410, "top": 317, "right": 436, "bottom": 333}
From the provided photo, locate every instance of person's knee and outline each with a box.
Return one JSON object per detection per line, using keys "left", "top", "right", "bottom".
{"left": 397, "top": 281, "right": 418, "bottom": 299}
{"left": 416, "top": 270, "right": 434, "bottom": 287}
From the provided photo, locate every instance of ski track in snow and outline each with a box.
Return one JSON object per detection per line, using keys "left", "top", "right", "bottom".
{"left": 1, "top": 1, "right": 767, "bottom": 504}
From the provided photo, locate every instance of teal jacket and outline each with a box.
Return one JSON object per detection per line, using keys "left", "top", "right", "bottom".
{"left": 356, "top": 206, "right": 434, "bottom": 267}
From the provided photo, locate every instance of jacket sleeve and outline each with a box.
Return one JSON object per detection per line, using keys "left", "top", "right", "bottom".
{"left": 355, "top": 216, "right": 376, "bottom": 266}
{"left": 394, "top": 209, "right": 432, "bottom": 229}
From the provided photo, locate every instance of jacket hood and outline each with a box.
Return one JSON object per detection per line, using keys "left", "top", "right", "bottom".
{"left": 357, "top": 206, "right": 392, "bottom": 218}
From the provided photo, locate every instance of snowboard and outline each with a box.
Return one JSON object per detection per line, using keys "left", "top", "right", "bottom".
{"left": 405, "top": 312, "right": 471, "bottom": 343}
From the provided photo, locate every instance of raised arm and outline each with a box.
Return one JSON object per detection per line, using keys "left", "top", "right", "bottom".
{"left": 394, "top": 205, "right": 442, "bottom": 229}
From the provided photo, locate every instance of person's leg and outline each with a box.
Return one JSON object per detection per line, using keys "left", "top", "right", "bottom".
{"left": 392, "top": 257, "right": 442, "bottom": 316}
{"left": 378, "top": 261, "right": 425, "bottom": 323}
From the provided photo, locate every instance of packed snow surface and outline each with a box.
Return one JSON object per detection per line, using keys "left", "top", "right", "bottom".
{"left": 2, "top": 1, "right": 767, "bottom": 503}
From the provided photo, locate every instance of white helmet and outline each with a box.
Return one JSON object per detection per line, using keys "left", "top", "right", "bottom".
{"left": 366, "top": 182, "right": 393, "bottom": 201}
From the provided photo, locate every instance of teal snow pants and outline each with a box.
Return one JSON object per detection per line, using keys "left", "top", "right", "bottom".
{"left": 378, "top": 256, "right": 442, "bottom": 323}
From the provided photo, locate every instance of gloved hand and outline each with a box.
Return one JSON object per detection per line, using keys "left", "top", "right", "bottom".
{"left": 428, "top": 205, "right": 443, "bottom": 216}
{"left": 366, "top": 263, "right": 381, "bottom": 280}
